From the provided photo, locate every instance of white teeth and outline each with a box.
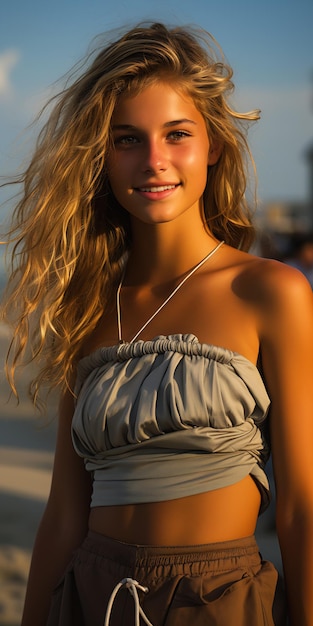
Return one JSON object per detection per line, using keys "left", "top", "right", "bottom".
{"left": 139, "top": 185, "right": 176, "bottom": 192}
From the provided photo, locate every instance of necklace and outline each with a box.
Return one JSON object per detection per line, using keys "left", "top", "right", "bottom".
{"left": 116, "top": 240, "right": 224, "bottom": 344}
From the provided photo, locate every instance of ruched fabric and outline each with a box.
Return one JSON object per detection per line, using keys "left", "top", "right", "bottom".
{"left": 72, "top": 334, "right": 271, "bottom": 512}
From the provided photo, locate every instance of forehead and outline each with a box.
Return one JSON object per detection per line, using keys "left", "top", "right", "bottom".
{"left": 111, "top": 82, "right": 204, "bottom": 126}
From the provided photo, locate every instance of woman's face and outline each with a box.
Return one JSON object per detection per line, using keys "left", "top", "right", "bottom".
{"left": 107, "top": 82, "right": 220, "bottom": 226}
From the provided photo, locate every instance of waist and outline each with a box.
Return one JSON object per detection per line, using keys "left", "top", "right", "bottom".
{"left": 88, "top": 476, "right": 261, "bottom": 545}
{"left": 82, "top": 529, "right": 261, "bottom": 566}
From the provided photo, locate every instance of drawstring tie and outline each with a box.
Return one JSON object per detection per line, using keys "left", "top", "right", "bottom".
{"left": 104, "top": 577, "right": 155, "bottom": 626}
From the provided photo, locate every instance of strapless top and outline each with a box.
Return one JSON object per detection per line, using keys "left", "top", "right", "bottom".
{"left": 72, "top": 334, "right": 271, "bottom": 513}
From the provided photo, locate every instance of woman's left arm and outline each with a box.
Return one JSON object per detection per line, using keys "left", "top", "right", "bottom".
{"left": 259, "top": 261, "right": 313, "bottom": 626}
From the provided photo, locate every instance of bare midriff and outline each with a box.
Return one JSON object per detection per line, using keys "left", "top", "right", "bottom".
{"left": 88, "top": 475, "right": 261, "bottom": 546}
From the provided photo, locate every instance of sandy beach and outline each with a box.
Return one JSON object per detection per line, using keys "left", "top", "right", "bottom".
{"left": 0, "top": 324, "right": 57, "bottom": 626}
{"left": 0, "top": 323, "right": 282, "bottom": 626}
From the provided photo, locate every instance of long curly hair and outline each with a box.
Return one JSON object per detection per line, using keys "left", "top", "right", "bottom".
{"left": 1, "top": 22, "right": 260, "bottom": 405}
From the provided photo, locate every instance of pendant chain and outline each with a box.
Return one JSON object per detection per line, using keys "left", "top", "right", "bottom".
{"left": 116, "top": 240, "right": 224, "bottom": 344}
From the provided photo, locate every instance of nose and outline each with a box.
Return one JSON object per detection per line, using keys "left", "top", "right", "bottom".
{"left": 142, "top": 138, "right": 168, "bottom": 173}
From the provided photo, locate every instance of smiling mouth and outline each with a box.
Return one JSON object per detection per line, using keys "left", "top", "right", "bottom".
{"left": 136, "top": 184, "right": 179, "bottom": 192}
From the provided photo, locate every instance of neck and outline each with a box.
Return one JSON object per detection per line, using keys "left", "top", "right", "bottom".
{"left": 126, "top": 218, "right": 219, "bottom": 285}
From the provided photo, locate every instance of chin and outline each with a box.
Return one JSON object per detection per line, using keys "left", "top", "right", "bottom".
{"left": 135, "top": 212, "right": 179, "bottom": 225}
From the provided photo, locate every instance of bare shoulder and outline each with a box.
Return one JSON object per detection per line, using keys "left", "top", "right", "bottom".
{"left": 224, "top": 246, "right": 313, "bottom": 311}
{"left": 219, "top": 246, "right": 313, "bottom": 350}
{"left": 243, "top": 258, "right": 313, "bottom": 360}
{"left": 247, "top": 255, "right": 312, "bottom": 312}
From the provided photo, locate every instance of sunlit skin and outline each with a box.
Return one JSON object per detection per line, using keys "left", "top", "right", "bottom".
{"left": 68, "top": 87, "right": 313, "bottom": 603}
{"left": 87, "top": 83, "right": 264, "bottom": 544}
{"left": 84, "top": 87, "right": 313, "bottom": 569}
{"left": 107, "top": 82, "right": 221, "bottom": 229}
{"left": 22, "top": 79, "right": 313, "bottom": 626}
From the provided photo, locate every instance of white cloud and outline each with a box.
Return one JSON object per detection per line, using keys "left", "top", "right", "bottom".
{"left": 0, "top": 49, "right": 20, "bottom": 98}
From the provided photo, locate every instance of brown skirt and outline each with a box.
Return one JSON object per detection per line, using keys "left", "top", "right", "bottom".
{"left": 46, "top": 531, "right": 287, "bottom": 626}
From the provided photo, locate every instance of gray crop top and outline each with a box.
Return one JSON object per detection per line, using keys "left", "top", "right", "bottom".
{"left": 72, "top": 334, "right": 271, "bottom": 513}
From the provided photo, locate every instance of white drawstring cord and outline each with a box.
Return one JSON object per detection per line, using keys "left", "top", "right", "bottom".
{"left": 104, "top": 577, "right": 155, "bottom": 626}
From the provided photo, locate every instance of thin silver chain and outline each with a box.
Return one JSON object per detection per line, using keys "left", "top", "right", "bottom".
{"left": 116, "top": 240, "right": 224, "bottom": 344}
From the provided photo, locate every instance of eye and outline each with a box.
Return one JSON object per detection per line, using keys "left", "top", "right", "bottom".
{"left": 167, "top": 130, "right": 191, "bottom": 141}
{"left": 113, "top": 135, "right": 139, "bottom": 147}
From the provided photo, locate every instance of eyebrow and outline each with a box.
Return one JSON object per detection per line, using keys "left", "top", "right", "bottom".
{"left": 164, "top": 119, "right": 197, "bottom": 127}
{"left": 112, "top": 119, "right": 197, "bottom": 131}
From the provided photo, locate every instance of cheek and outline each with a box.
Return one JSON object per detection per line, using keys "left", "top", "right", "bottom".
{"left": 106, "top": 153, "right": 115, "bottom": 182}
{"left": 107, "top": 160, "right": 133, "bottom": 208}
{"left": 107, "top": 165, "right": 118, "bottom": 190}
{"left": 107, "top": 157, "right": 124, "bottom": 195}
{"left": 186, "top": 147, "right": 210, "bottom": 182}
{"left": 108, "top": 153, "right": 133, "bottom": 184}
{"left": 182, "top": 142, "right": 209, "bottom": 168}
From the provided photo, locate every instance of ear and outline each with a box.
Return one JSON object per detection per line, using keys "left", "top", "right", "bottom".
{"left": 208, "top": 140, "right": 223, "bottom": 166}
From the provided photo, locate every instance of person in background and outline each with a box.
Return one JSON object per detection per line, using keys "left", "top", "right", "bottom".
{"left": 284, "top": 233, "right": 313, "bottom": 288}
{"left": 1, "top": 21, "right": 313, "bottom": 626}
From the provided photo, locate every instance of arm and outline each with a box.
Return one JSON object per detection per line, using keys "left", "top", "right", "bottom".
{"left": 259, "top": 262, "right": 313, "bottom": 626}
{"left": 21, "top": 388, "right": 92, "bottom": 626}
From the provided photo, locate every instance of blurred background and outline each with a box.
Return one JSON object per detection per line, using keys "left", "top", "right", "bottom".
{"left": 0, "top": 0, "right": 312, "bottom": 623}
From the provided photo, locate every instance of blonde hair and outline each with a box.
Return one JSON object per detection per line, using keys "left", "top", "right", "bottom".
{"left": 1, "top": 22, "right": 260, "bottom": 404}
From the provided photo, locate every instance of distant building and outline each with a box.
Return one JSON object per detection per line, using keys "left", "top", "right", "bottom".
{"left": 255, "top": 138, "right": 313, "bottom": 259}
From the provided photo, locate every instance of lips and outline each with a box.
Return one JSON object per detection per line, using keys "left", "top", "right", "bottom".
{"left": 136, "top": 182, "right": 181, "bottom": 193}
{"left": 138, "top": 184, "right": 177, "bottom": 192}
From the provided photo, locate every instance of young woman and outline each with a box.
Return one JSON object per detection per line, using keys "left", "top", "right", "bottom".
{"left": 2, "top": 22, "right": 313, "bottom": 626}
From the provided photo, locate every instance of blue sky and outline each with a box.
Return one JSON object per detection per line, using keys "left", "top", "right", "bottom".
{"left": 0, "top": 0, "right": 313, "bottom": 212}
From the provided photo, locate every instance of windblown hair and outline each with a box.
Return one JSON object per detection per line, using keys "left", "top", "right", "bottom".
{"left": 1, "top": 21, "right": 260, "bottom": 404}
